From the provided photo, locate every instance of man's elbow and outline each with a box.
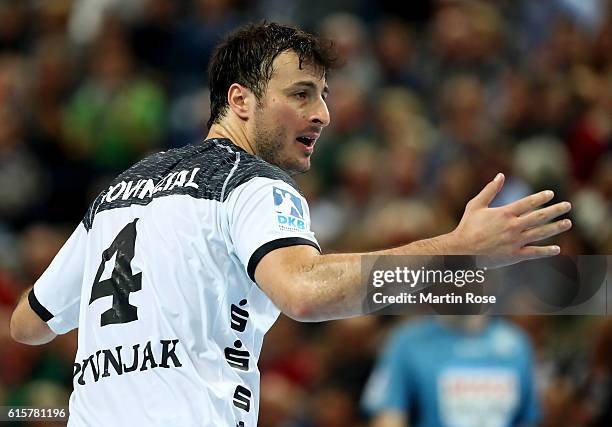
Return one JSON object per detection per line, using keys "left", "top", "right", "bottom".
{"left": 10, "top": 315, "right": 29, "bottom": 344}
{"left": 10, "top": 313, "right": 34, "bottom": 344}
{"left": 283, "top": 299, "right": 319, "bottom": 322}
{"left": 9, "top": 311, "right": 55, "bottom": 345}
{"left": 266, "top": 283, "right": 318, "bottom": 322}
{"left": 282, "top": 287, "right": 332, "bottom": 322}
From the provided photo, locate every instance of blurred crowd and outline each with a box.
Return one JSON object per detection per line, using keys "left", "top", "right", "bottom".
{"left": 0, "top": 0, "right": 610, "bottom": 426}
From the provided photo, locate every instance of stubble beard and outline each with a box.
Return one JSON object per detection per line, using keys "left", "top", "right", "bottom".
{"left": 252, "top": 108, "right": 309, "bottom": 175}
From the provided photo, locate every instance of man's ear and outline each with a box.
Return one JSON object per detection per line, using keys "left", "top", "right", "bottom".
{"left": 227, "top": 83, "right": 254, "bottom": 120}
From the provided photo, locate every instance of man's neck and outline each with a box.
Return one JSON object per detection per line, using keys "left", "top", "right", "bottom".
{"left": 207, "top": 122, "right": 255, "bottom": 155}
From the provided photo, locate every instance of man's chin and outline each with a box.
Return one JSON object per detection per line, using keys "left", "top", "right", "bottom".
{"left": 282, "top": 159, "right": 311, "bottom": 175}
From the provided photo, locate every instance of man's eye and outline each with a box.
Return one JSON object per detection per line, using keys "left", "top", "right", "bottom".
{"left": 295, "top": 92, "right": 307, "bottom": 99}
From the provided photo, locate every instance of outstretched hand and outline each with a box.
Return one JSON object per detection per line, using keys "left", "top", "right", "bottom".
{"left": 452, "top": 173, "right": 572, "bottom": 265}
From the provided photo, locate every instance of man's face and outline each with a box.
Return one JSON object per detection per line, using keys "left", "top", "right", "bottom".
{"left": 251, "top": 51, "right": 330, "bottom": 174}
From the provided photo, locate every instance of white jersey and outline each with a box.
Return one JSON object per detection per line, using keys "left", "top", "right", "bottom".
{"left": 29, "top": 138, "right": 320, "bottom": 427}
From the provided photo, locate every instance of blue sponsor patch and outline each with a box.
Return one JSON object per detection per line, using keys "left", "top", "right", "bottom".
{"left": 273, "top": 187, "right": 306, "bottom": 231}
{"left": 273, "top": 187, "right": 303, "bottom": 218}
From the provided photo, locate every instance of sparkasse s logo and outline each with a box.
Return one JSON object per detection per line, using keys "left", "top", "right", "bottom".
{"left": 273, "top": 187, "right": 306, "bottom": 232}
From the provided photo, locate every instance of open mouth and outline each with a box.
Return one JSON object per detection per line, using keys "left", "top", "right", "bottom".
{"left": 296, "top": 136, "right": 316, "bottom": 147}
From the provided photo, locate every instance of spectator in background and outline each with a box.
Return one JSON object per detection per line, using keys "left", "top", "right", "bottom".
{"left": 24, "top": 35, "right": 94, "bottom": 224}
{"left": 129, "top": 0, "right": 180, "bottom": 77}
{"left": 421, "top": 1, "right": 509, "bottom": 101}
{"left": 319, "top": 13, "right": 382, "bottom": 94}
{"left": 172, "top": 0, "right": 246, "bottom": 91}
{"left": 61, "top": 16, "right": 166, "bottom": 175}
{"left": 310, "top": 385, "right": 365, "bottom": 427}
{"left": 373, "top": 19, "right": 424, "bottom": 93}
{"left": 588, "top": 317, "right": 612, "bottom": 426}
{"left": 0, "top": 0, "right": 31, "bottom": 52}
{"left": 0, "top": 103, "right": 48, "bottom": 230}
{"left": 362, "top": 316, "right": 540, "bottom": 427}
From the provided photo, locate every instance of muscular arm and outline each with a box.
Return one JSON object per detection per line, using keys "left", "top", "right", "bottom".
{"left": 10, "top": 286, "right": 57, "bottom": 345}
{"left": 255, "top": 174, "right": 572, "bottom": 322}
{"left": 256, "top": 232, "right": 460, "bottom": 321}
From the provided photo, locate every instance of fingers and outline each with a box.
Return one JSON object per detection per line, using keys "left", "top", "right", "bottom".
{"left": 470, "top": 173, "right": 505, "bottom": 209}
{"left": 522, "top": 219, "right": 572, "bottom": 244}
{"left": 506, "top": 190, "right": 555, "bottom": 216}
{"left": 519, "top": 201, "right": 572, "bottom": 228}
{"left": 517, "top": 245, "right": 561, "bottom": 259}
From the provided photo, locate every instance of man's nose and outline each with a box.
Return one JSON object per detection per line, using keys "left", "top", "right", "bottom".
{"left": 311, "top": 97, "right": 330, "bottom": 127}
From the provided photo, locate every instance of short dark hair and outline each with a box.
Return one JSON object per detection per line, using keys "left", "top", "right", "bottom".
{"left": 206, "top": 22, "right": 338, "bottom": 129}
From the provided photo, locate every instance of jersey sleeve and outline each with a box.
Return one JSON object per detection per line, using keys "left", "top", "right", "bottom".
{"left": 30, "top": 222, "right": 87, "bottom": 334}
{"left": 224, "top": 177, "right": 320, "bottom": 282}
{"left": 361, "top": 330, "right": 414, "bottom": 415}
